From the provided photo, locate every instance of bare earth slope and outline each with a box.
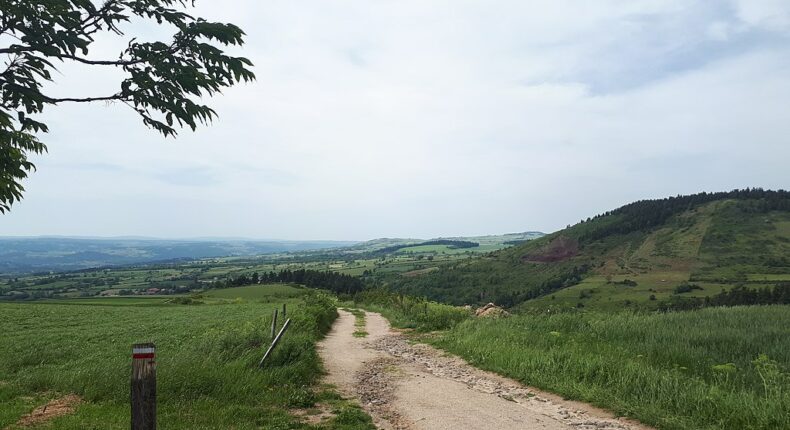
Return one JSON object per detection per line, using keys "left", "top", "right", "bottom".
{"left": 318, "top": 310, "right": 651, "bottom": 430}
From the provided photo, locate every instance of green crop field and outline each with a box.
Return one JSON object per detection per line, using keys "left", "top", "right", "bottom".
{"left": 0, "top": 294, "right": 373, "bottom": 429}
{"left": 39, "top": 296, "right": 174, "bottom": 306}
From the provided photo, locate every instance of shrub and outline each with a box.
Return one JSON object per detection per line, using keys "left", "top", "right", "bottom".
{"left": 674, "top": 283, "right": 703, "bottom": 294}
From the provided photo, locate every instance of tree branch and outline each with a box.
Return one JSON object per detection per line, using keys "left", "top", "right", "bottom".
{"left": 45, "top": 94, "right": 125, "bottom": 103}
{"left": 0, "top": 40, "right": 185, "bottom": 67}
{"left": 57, "top": 54, "right": 137, "bottom": 66}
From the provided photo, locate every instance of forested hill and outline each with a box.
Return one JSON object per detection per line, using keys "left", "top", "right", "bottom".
{"left": 388, "top": 189, "right": 790, "bottom": 309}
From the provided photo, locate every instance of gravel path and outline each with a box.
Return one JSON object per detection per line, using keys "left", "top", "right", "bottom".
{"left": 318, "top": 310, "right": 652, "bottom": 430}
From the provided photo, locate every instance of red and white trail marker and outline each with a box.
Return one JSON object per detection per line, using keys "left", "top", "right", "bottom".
{"left": 132, "top": 345, "right": 155, "bottom": 360}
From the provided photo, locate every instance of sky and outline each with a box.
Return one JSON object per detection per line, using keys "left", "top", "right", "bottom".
{"left": 2, "top": 0, "right": 790, "bottom": 241}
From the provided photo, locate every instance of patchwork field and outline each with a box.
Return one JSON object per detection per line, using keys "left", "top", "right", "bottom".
{"left": 1, "top": 250, "right": 487, "bottom": 302}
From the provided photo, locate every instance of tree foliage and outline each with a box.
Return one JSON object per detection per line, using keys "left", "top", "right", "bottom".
{"left": 373, "top": 239, "right": 479, "bottom": 255}
{"left": 0, "top": 0, "right": 255, "bottom": 212}
{"left": 659, "top": 283, "right": 790, "bottom": 311}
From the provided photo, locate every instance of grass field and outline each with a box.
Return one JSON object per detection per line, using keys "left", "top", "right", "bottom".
{"left": 747, "top": 274, "right": 790, "bottom": 282}
{"left": 0, "top": 293, "right": 374, "bottom": 429}
{"left": 395, "top": 244, "right": 455, "bottom": 253}
{"left": 39, "top": 296, "right": 174, "bottom": 306}
{"left": 428, "top": 306, "right": 790, "bottom": 430}
{"left": 395, "top": 244, "right": 506, "bottom": 254}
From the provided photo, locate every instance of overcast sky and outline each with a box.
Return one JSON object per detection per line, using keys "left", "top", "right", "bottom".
{"left": 2, "top": 0, "right": 789, "bottom": 240}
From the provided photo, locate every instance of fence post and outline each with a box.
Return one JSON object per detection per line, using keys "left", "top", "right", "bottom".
{"left": 282, "top": 303, "right": 287, "bottom": 318}
{"left": 271, "top": 308, "right": 278, "bottom": 339}
{"left": 131, "top": 343, "right": 156, "bottom": 430}
{"left": 259, "top": 319, "right": 291, "bottom": 367}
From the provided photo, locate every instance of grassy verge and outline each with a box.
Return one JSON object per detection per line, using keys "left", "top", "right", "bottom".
{"left": 430, "top": 305, "right": 790, "bottom": 430}
{"left": 0, "top": 291, "right": 373, "bottom": 429}
{"left": 352, "top": 289, "right": 470, "bottom": 331}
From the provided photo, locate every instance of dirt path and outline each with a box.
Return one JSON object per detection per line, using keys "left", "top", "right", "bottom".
{"left": 318, "top": 310, "right": 653, "bottom": 430}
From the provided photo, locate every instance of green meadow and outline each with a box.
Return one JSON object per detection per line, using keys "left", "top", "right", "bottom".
{"left": 0, "top": 292, "right": 373, "bottom": 429}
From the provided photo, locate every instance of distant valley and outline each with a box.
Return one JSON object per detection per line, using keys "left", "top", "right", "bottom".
{"left": 0, "top": 231, "right": 544, "bottom": 274}
{"left": 0, "top": 237, "right": 356, "bottom": 273}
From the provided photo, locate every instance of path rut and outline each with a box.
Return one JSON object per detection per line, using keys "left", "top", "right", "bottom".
{"left": 318, "top": 310, "right": 653, "bottom": 430}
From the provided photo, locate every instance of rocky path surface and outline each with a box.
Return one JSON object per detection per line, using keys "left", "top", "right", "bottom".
{"left": 318, "top": 310, "right": 652, "bottom": 430}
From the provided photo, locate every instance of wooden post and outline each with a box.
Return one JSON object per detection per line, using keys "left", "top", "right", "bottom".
{"left": 259, "top": 319, "right": 291, "bottom": 367}
{"left": 271, "top": 308, "right": 278, "bottom": 339}
{"left": 282, "top": 303, "right": 287, "bottom": 318}
{"left": 131, "top": 343, "right": 156, "bottom": 430}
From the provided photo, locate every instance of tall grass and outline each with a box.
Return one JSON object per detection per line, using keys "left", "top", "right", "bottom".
{"left": 0, "top": 292, "right": 373, "bottom": 429}
{"left": 432, "top": 305, "right": 790, "bottom": 429}
{"left": 353, "top": 288, "right": 470, "bottom": 331}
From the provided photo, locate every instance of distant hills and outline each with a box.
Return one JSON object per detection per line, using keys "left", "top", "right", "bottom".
{"left": 0, "top": 237, "right": 357, "bottom": 273}
{"left": 343, "top": 232, "right": 545, "bottom": 254}
{"left": 391, "top": 189, "right": 790, "bottom": 309}
{"left": 0, "top": 231, "right": 546, "bottom": 274}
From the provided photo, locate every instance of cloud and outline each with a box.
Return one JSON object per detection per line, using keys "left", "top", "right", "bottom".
{"left": 1, "top": 1, "right": 789, "bottom": 240}
{"left": 733, "top": 0, "right": 790, "bottom": 31}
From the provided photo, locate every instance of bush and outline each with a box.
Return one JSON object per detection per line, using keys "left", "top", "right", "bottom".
{"left": 674, "top": 283, "right": 703, "bottom": 294}
{"left": 613, "top": 279, "right": 638, "bottom": 287}
{"left": 167, "top": 296, "right": 203, "bottom": 305}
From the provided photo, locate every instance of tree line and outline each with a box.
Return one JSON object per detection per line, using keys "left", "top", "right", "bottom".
{"left": 374, "top": 240, "right": 479, "bottom": 255}
{"left": 658, "top": 283, "right": 790, "bottom": 311}
{"left": 220, "top": 269, "right": 365, "bottom": 295}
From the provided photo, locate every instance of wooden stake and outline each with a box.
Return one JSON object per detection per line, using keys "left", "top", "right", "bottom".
{"left": 131, "top": 343, "right": 156, "bottom": 430}
{"left": 282, "top": 303, "right": 287, "bottom": 318}
{"left": 259, "top": 319, "right": 291, "bottom": 367}
{"left": 271, "top": 308, "right": 278, "bottom": 339}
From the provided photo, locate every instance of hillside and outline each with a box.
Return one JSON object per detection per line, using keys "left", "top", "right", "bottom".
{"left": 389, "top": 189, "right": 790, "bottom": 309}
